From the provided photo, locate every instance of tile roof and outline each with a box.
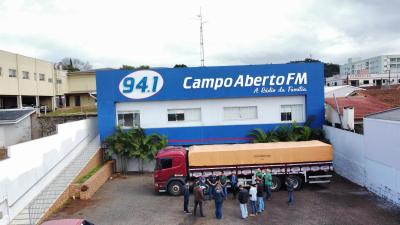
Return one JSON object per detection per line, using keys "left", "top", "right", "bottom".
{"left": 356, "top": 85, "right": 400, "bottom": 107}
{"left": 0, "top": 109, "right": 35, "bottom": 124}
{"left": 325, "top": 96, "right": 393, "bottom": 119}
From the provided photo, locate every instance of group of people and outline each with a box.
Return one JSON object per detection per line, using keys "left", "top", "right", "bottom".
{"left": 182, "top": 168, "right": 296, "bottom": 220}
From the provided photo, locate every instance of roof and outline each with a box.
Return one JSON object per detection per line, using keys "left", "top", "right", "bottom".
{"left": 325, "top": 96, "right": 392, "bottom": 119}
{"left": 365, "top": 107, "right": 400, "bottom": 121}
{"left": 0, "top": 109, "right": 35, "bottom": 124}
{"left": 355, "top": 85, "right": 400, "bottom": 107}
{"left": 325, "top": 85, "right": 364, "bottom": 98}
{"left": 67, "top": 68, "right": 115, "bottom": 75}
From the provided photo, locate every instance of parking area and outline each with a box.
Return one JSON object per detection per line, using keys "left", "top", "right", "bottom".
{"left": 48, "top": 174, "right": 400, "bottom": 225}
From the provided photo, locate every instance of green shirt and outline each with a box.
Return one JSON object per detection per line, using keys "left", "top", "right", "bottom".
{"left": 264, "top": 173, "right": 272, "bottom": 187}
{"left": 255, "top": 171, "right": 263, "bottom": 179}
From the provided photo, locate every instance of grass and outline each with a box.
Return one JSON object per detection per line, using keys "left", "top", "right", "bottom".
{"left": 78, "top": 165, "right": 102, "bottom": 184}
{"left": 45, "top": 106, "right": 97, "bottom": 116}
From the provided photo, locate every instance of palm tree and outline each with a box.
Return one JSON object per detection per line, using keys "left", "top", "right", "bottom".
{"left": 248, "top": 128, "right": 279, "bottom": 143}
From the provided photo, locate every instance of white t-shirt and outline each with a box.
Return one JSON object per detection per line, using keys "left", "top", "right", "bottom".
{"left": 249, "top": 186, "right": 257, "bottom": 201}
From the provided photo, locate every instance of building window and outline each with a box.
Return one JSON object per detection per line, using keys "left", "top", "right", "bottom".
{"left": 39, "top": 73, "right": 45, "bottom": 81}
{"left": 390, "top": 58, "right": 396, "bottom": 62}
{"left": 22, "top": 71, "right": 29, "bottom": 79}
{"left": 0, "top": 67, "right": 2, "bottom": 76}
{"left": 9, "top": 69, "right": 17, "bottom": 78}
{"left": 57, "top": 79, "right": 62, "bottom": 84}
{"left": 168, "top": 108, "right": 201, "bottom": 122}
{"left": 281, "top": 104, "right": 304, "bottom": 122}
{"left": 363, "top": 80, "right": 369, "bottom": 84}
{"left": 48, "top": 78, "right": 53, "bottom": 83}
{"left": 117, "top": 111, "right": 140, "bottom": 128}
{"left": 224, "top": 106, "right": 257, "bottom": 120}
{"left": 390, "top": 64, "right": 396, "bottom": 68}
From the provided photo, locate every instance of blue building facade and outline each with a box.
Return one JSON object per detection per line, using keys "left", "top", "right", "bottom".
{"left": 96, "top": 63, "right": 324, "bottom": 145}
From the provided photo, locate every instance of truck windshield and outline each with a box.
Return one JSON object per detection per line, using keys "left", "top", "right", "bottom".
{"left": 156, "top": 158, "right": 172, "bottom": 170}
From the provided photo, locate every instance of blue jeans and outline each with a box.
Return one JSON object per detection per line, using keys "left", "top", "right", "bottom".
{"left": 223, "top": 186, "right": 228, "bottom": 198}
{"left": 184, "top": 195, "right": 189, "bottom": 212}
{"left": 257, "top": 197, "right": 264, "bottom": 212}
{"left": 209, "top": 186, "right": 215, "bottom": 199}
{"left": 215, "top": 201, "right": 223, "bottom": 219}
{"left": 240, "top": 203, "right": 248, "bottom": 218}
{"left": 250, "top": 200, "right": 257, "bottom": 214}
{"left": 288, "top": 191, "right": 294, "bottom": 204}
{"left": 265, "top": 186, "right": 272, "bottom": 199}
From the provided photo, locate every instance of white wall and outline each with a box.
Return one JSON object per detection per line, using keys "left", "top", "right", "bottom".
{"left": 324, "top": 125, "right": 365, "bottom": 186}
{"left": 364, "top": 118, "right": 400, "bottom": 205}
{"left": 324, "top": 121, "right": 400, "bottom": 205}
{"left": 0, "top": 115, "right": 32, "bottom": 148}
{"left": 0, "top": 118, "right": 98, "bottom": 225}
{"left": 116, "top": 96, "right": 305, "bottom": 128}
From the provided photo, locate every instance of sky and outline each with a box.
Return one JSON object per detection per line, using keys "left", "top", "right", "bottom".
{"left": 0, "top": 0, "right": 399, "bottom": 68}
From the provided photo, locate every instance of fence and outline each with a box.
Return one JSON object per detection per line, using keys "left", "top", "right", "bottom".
{"left": 324, "top": 122, "right": 400, "bottom": 205}
{"left": 0, "top": 118, "right": 98, "bottom": 225}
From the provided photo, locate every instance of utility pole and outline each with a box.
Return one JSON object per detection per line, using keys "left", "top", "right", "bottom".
{"left": 198, "top": 8, "right": 205, "bottom": 67}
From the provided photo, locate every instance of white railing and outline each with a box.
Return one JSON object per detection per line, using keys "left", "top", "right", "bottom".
{"left": 0, "top": 118, "right": 98, "bottom": 224}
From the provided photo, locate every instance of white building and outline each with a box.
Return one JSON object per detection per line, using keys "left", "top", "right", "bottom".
{"left": 340, "top": 55, "right": 400, "bottom": 75}
{"left": 0, "top": 109, "right": 34, "bottom": 148}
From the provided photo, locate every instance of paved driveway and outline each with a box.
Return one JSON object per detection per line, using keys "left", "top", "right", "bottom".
{"left": 48, "top": 174, "right": 400, "bottom": 225}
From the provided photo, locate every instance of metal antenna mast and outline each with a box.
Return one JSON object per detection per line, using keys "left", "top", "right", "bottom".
{"left": 198, "top": 8, "right": 205, "bottom": 66}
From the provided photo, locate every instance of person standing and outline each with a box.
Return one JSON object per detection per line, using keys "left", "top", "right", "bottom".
{"left": 207, "top": 174, "right": 218, "bottom": 200}
{"left": 193, "top": 185, "right": 205, "bottom": 217}
{"left": 230, "top": 172, "right": 238, "bottom": 199}
{"left": 255, "top": 168, "right": 263, "bottom": 183}
{"left": 256, "top": 182, "right": 264, "bottom": 214}
{"left": 285, "top": 177, "right": 295, "bottom": 205}
{"left": 220, "top": 172, "right": 228, "bottom": 200}
{"left": 238, "top": 185, "right": 249, "bottom": 219}
{"left": 264, "top": 169, "right": 273, "bottom": 200}
{"left": 249, "top": 184, "right": 258, "bottom": 216}
{"left": 183, "top": 182, "right": 191, "bottom": 214}
{"left": 213, "top": 183, "right": 225, "bottom": 219}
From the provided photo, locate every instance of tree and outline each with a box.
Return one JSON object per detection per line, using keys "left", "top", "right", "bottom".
{"left": 60, "top": 57, "right": 92, "bottom": 72}
{"left": 174, "top": 64, "right": 187, "bottom": 68}
{"left": 288, "top": 58, "right": 340, "bottom": 77}
{"left": 105, "top": 127, "right": 167, "bottom": 173}
{"left": 248, "top": 128, "right": 278, "bottom": 143}
{"left": 120, "top": 65, "right": 135, "bottom": 70}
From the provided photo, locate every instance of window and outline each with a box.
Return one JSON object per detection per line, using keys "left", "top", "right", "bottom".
{"left": 39, "top": 73, "right": 45, "bottom": 81}
{"left": 224, "top": 106, "right": 257, "bottom": 120}
{"left": 157, "top": 158, "right": 172, "bottom": 170}
{"left": 57, "top": 79, "right": 62, "bottom": 84}
{"left": 48, "top": 78, "right": 53, "bottom": 83}
{"left": 363, "top": 80, "right": 369, "bottom": 84}
{"left": 9, "top": 69, "right": 16, "bottom": 78}
{"left": 390, "top": 64, "right": 396, "bottom": 68}
{"left": 167, "top": 108, "right": 201, "bottom": 122}
{"left": 0, "top": 67, "right": 2, "bottom": 76}
{"left": 390, "top": 58, "right": 396, "bottom": 62}
{"left": 117, "top": 111, "right": 140, "bottom": 128}
{"left": 22, "top": 71, "right": 29, "bottom": 79}
{"left": 281, "top": 104, "right": 304, "bottom": 122}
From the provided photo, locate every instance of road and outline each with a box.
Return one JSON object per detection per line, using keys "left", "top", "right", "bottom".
{"left": 48, "top": 174, "right": 400, "bottom": 225}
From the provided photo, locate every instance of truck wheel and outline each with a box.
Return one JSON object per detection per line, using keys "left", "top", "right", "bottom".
{"left": 270, "top": 176, "right": 282, "bottom": 192}
{"left": 168, "top": 181, "right": 183, "bottom": 196}
{"left": 289, "top": 175, "right": 303, "bottom": 190}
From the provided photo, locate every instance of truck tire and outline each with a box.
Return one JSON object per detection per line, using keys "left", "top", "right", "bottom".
{"left": 289, "top": 175, "right": 303, "bottom": 190}
{"left": 168, "top": 181, "right": 183, "bottom": 196}
{"left": 270, "top": 176, "right": 282, "bottom": 192}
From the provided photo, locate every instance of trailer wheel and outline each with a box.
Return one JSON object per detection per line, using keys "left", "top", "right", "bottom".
{"left": 288, "top": 175, "right": 303, "bottom": 190}
{"left": 168, "top": 181, "right": 183, "bottom": 196}
{"left": 270, "top": 176, "right": 282, "bottom": 192}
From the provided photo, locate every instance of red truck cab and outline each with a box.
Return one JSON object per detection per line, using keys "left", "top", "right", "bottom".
{"left": 154, "top": 146, "right": 188, "bottom": 195}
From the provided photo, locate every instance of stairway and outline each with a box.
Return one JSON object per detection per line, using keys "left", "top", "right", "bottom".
{"left": 10, "top": 135, "right": 101, "bottom": 225}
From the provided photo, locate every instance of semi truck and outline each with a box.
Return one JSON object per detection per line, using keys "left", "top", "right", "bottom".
{"left": 154, "top": 140, "right": 333, "bottom": 196}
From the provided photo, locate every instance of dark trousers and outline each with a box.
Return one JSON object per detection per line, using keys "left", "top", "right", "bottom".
{"left": 209, "top": 186, "right": 215, "bottom": 199}
{"left": 231, "top": 184, "right": 237, "bottom": 198}
{"left": 265, "top": 186, "right": 272, "bottom": 199}
{"left": 194, "top": 201, "right": 204, "bottom": 216}
{"left": 184, "top": 195, "right": 189, "bottom": 212}
{"left": 288, "top": 191, "right": 294, "bottom": 204}
{"left": 215, "top": 201, "right": 223, "bottom": 219}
